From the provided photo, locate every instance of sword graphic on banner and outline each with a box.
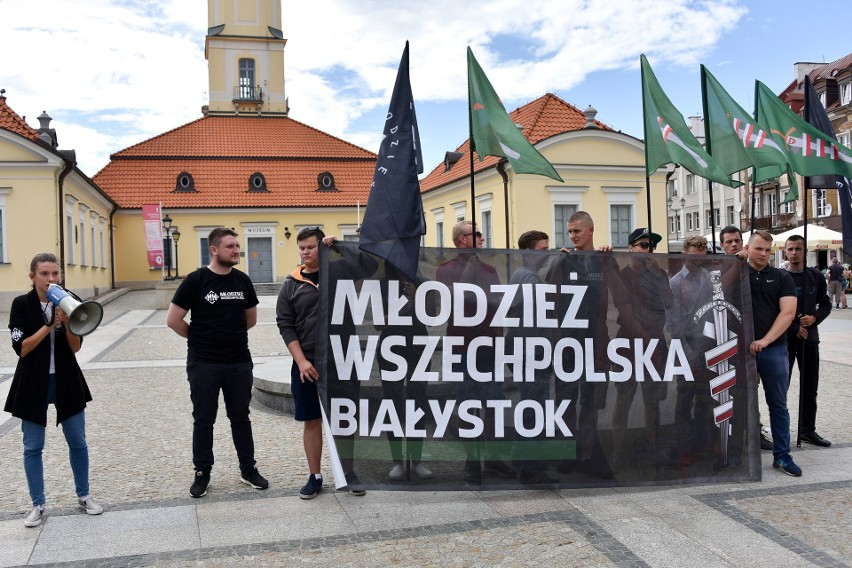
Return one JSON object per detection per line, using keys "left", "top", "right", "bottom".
{"left": 699, "top": 270, "right": 742, "bottom": 465}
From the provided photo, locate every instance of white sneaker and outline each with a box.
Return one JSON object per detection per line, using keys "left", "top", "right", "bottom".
{"left": 24, "top": 505, "right": 44, "bottom": 527}
{"left": 78, "top": 496, "right": 103, "bottom": 515}
{"left": 414, "top": 463, "right": 433, "bottom": 479}
{"left": 388, "top": 464, "right": 404, "bottom": 480}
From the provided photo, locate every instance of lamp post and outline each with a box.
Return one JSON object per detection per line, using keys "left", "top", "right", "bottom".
{"left": 172, "top": 227, "right": 181, "bottom": 279}
{"left": 162, "top": 214, "right": 173, "bottom": 280}
{"left": 667, "top": 196, "right": 686, "bottom": 241}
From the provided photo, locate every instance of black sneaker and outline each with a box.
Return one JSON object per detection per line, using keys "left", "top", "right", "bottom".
{"left": 344, "top": 471, "right": 366, "bottom": 496}
{"left": 299, "top": 474, "right": 323, "bottom": 500}
{"left": 190, "top": 470, "right": 210, "bottom": 498}
{"left": 240, "top": 467, "right": 269, "bottom": 490}
{"left": 760, "top": 432, "right": 773, "bottom": 451}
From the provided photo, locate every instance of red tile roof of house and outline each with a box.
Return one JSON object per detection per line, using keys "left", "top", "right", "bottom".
{"left": 419, "top": 93, "right": 612, "bottom": 193}
{"left": 778, "top": 53, "right": 852, "bottom": 111}
{"left": 0, "top": 94, "right": 41, "bottom": 141}
{"left": 94, "top": 115, "right": 377, "bottom": 208}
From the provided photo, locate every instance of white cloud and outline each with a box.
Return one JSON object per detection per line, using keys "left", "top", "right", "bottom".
{"left": 1, "top": 0, "right": 747, "bottom": 174}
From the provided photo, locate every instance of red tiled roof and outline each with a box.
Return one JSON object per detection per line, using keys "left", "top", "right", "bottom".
{"left": 94, "top": 115, "right": 377, "bottom": 208}
{"left": 778, "top": 53, "right": 852, "bottom": 111}
{"left": 420, "top": 93, "right": 612, "bottom": 193}
{"left": 109, "top": 115, "right": 375, "bottom": 159}
{"left": 0, "top": 94, "right": 41, "bottom": 141}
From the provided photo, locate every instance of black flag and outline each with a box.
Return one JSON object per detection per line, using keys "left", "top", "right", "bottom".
{"left": 358, "top": 41, "right": 425, "bottom": 281}
{"left": 804, "top": 75, "right": 852, "bottom": 256}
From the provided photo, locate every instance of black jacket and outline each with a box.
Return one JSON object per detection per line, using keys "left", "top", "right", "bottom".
{"left": 4, "top": 289, "right": 91, "bottom": 426}
{"left": 785, "top": 267, "right": 832, "bottom": 344}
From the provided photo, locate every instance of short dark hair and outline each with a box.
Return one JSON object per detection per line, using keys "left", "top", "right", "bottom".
{"left": 719, "top": 225, "right": 742, "bottom": 241}
{"left": 517, "top": 230, "right": 549, "bottom": 250}
{"left": 208, "top": 227, "right": 238, "bottom": 248}
{"left": 296, "top": 226, "right": 325, "bottom": 242}
{"left": 30, "top": 253, "right": 58, "bottom": 274}
{"left": 785, "top": 235, "right": 805, "bottom": 246}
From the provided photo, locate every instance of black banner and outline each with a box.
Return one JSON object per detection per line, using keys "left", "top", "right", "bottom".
{"left": 316, "top": 243, "right": 759, "bottom": 489}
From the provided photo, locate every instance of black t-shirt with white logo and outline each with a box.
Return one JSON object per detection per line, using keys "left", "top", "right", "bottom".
{"left": 171, "top": 267, "right": 259, "bottom": 363}
{"left": 748, "top": 263, "right": 795, "bottom": 348}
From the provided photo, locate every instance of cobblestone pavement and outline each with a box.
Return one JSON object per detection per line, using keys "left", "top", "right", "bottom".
{"left": 0, "top": 290, "right": 850, "bottom": 567}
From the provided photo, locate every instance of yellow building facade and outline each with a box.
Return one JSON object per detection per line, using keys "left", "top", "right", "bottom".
{"left": 420, "top": 98, "right": 669, "bottom": 252}
{"left": 0, "top": 98, "right": 115, "bottom": 306}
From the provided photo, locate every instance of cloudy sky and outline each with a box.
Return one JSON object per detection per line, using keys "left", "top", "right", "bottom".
{"left": 2, "top": 0, "right": 851, "bottom": 176}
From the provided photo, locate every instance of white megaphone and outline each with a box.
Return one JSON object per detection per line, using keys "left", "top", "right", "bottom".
{"left": 46, "top": 283, "right": 104, "bottom": 336}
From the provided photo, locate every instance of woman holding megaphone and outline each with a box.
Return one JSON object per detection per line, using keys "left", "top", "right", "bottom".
{"left": 4, "top": 253, "right": 103, "bottom": 527}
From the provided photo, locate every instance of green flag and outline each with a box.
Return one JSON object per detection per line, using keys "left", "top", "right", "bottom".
{"left": 641, "top": 54, "right": 734, "bottom": 187}
{"left": 701, "top": 66, "right": 796, "bottom": 202}
{"left": 467, "top": 47, "right": 563, "bottom": 182}
{"left": 755, "top": 80, "right": 852, "bottom": 180}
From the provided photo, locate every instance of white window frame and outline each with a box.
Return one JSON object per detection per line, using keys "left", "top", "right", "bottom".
{"left": 451, "top": 201, "right": 466, "bottom": 224}
{"left": 694, "top": 211, "right": 701, "bottom": 230}
{"left": 65, "top": 196, "right": 78, "bottom": 265}
{"left": 99, "top": 218, "right": 107, "bottom": 268}
{"left": 686, "top": 174, "right": 696, "bottom": 195}
{"left": 431, "top": 208, "right": 445, "bottom": 247}
{"left": 0, "top": 188, "right": 10, "bottom": 263}
{"left": 814, "top": 189, "right": 828, "bottom": 217}
{"left": 687, "top": 212, "right": 694, "bottom": 231}
{"left": 548, "top": 186, "right": 587, "bottom": 250}
{"left": 89, "top": 211, "right": 98, "bottom": 268}
{"left": 603, "top": 186, "right": 639, "bottom": 248}
{"left": 841, "top": 83, "right": 851, "bottom": 106}
{"left": 78, "top": 205, "right": 89, "bottom": 267}
{"left": 476, "top": 194, "right": 493, "bottom": 249}
{"left": 837, "top": 131, "right": 850, "bottom": 148}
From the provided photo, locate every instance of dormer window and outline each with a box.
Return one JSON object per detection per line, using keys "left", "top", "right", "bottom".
{"left": 317, "top": 172, "right": 338, "bottom": 192}
{"left": 174, "top": 172, "right": 196, "bottom": 192}
{"left": 841, "top": 83, "right": 851, "bottom": 106}
{"left": 248, "top": 172, "right": 268, "bottom": 192}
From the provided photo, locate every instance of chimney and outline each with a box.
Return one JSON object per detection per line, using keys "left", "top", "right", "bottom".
{"left": 583, "top": 105, "right": 598, "bottom": 128}
{"left": 36, "top": 110, "right": 58, "bottom": 147}
{"left": 794, "top": 62, "right": 822, "bottom": 86}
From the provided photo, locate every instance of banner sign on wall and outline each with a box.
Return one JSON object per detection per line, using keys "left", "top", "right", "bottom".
{"left": 141, "top": 204, "right": 164, "bottom": 269}
{"left": 316, "top": 243, "right": 759, "bottom": 490}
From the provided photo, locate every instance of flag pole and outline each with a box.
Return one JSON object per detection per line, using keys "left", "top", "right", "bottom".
{"left": 639, "top": 59, "right": 656, "bottom": 245}
{"left": 467, "top": 61, "right": 477, "bottom": 236}
{"left": 700, "top": 73, "right": 718, "bottom": 252}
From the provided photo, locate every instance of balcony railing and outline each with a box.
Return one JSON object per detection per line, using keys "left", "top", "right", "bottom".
{"left": 233, "top": 85, "right": 262, "bottom": 102}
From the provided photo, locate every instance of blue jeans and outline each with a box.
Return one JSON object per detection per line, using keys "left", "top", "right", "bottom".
{"left": 756, "top": 345, "right": 791, "bottom": 459}
{"left": 22, "top": 374, "right": 89, "bottom": 506}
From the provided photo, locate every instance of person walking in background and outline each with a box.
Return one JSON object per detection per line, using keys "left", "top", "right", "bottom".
{"left": 826, "top": 257, "right": 844, "bottom": 310}
{"left": 167, "top": 228, "right": 268, "bottom": 498}
{"left": 782, "top": 236, "right": 832, "bottom": 448}
{"left": 5, "top": 253, "right": 103, "bottom": 527}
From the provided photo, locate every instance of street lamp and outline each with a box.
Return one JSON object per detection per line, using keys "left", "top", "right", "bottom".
{"left": 667, "top": 196, "right": 686, "bottom": 240}
{"left": 172, "top": 227, "right": 181, "bottom": 279}
{"left": 162, "top": 214, "right": 173, "bottom": 280}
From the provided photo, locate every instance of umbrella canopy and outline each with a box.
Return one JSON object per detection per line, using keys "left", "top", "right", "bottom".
{"left": 771, "top": 224, "right": 844, "bottom": 250}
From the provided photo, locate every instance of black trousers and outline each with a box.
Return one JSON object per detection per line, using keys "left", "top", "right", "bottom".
{"left": 187, "top": 358, "right": 256, "bottom": 473}
{"left": 788, "top": 340, "right": 820, "bottom": 436}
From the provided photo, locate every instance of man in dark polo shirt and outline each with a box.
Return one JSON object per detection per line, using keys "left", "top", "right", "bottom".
{"left": 746, "top": 231, "right": 799, "bottom": 476}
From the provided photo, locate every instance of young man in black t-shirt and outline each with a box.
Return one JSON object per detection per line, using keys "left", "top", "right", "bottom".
{"left": 746, "top": 231, "right": 799, "bottom": 476}
{"left": 167, "top": 227, "right": 267, "bottom": 497}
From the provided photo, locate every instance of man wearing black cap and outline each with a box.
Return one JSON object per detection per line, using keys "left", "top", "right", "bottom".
{"left": 612, "top": 228, "right": 674, "bottom": 469}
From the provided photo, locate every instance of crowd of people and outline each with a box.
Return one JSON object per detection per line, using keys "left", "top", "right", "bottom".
{"left": 6, "top": 217, "right": 841, "bottom": 525}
